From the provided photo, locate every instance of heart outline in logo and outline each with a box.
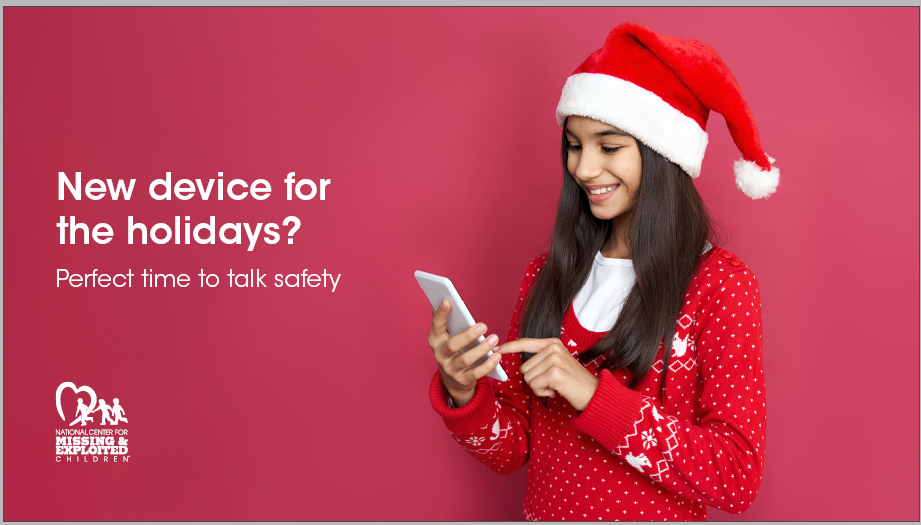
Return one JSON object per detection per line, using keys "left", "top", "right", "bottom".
{"left": 56, "top": 382, "right": 97, "bottom": 421}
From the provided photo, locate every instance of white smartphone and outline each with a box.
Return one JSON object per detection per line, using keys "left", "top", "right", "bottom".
{"left": 414, "top": 270, "right": 508, "bottom": 382}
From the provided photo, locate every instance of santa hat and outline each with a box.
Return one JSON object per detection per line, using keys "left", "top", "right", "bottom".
{"left": 556, "top": 22, "right": 779, "bottom": 199}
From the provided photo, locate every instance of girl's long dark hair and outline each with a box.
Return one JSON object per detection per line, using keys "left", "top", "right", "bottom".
{"left": 519, "top": 130, "right": 713, "bottom": 397}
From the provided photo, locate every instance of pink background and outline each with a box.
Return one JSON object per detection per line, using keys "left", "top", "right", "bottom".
{"left": 4, "top": 7, "right": 918, "bottom": 521}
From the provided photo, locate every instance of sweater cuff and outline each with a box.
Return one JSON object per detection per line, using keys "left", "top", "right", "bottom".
{"left": 572, "top": 368, "right": 647, "bottom": 446}
{"left": 429, "top": 369, "right": 497, "bottom": 436}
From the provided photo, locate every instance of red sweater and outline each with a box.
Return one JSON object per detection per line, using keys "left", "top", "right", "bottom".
{"left": 429, "top": 246, "right": 766, "bottom": 521}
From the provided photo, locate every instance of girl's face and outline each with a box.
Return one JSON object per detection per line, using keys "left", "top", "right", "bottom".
{"left": 565, "top": 116, "right": 642, "bottom": 221}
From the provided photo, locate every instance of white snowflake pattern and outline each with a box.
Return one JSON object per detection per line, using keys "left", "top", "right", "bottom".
{"left": 466, "top": 436, "right": 485, "bottom": 447}
{"left": 641, "top": 429, "right": 657, "bottom": 450}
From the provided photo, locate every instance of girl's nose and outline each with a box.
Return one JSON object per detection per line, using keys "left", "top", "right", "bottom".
{"left": 574, "top": 149, "right": 604, "bottom": 181}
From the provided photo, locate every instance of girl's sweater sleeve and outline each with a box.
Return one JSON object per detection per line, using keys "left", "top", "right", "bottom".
{"left": 428, "top": 256, "right": 544, "bottom": 475}
{"left": 571, "top": 267, "right": 767, "bottom": 513}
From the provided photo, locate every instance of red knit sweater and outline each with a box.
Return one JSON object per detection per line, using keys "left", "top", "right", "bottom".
{"left": 429, "top": 246, "right": 766, "bottom": 521}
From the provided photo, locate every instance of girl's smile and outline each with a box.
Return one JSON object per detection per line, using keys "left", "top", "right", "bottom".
{"left": 585, "top": 183, "right": 620, "bottom": 203}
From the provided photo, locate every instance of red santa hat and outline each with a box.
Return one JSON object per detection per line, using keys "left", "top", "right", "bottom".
{"left": 556, "top": 22, "right": 779, "bottom": 199}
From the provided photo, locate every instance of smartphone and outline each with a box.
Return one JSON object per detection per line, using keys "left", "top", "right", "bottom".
{"left": 414, "top": 270, "right": 508, "bottom": 382}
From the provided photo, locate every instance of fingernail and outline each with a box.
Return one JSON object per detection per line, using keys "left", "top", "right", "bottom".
{"left": 490, "top": 352, "right": 502, "bottom": 362}
{"left": 475, "top": 323, "right": 487, "bottom": 334}
{"left": 487, "top": 334, "right": 498, "bottom": 345}
{"left": 440, "top": 299, "right": 449, "bottom": 310}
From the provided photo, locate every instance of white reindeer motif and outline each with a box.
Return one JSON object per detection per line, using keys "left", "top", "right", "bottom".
{"left": 651, "top": 405, "right": 665, "bottom": 431}
{"left": 625, "top": 452, "right": 652, "bottom": 473}
{"left": 672, "top": 332, "right": 689, "bottom": 358}
{"left": 490, "top": 419, "right": 501, "bottom": 440}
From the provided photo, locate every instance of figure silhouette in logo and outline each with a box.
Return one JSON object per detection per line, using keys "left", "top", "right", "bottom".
{"left": 111, "top": 398, "right": 128, "bottom": 425}
{"left": 69, "top": 398, "right": 94, "bottom": 426}
{"left": 92, "top": 399, "right": 116, "bottom": 425}
{"left": 625, "top": 452, "right": 651, "bottom": 474}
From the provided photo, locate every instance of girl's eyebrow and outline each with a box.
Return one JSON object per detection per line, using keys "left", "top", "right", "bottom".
{"left": 564, "top": 127, "right": 629, "bottom": 139}
{"left": 593, "top": 129, "right": 628, "bottom": 138}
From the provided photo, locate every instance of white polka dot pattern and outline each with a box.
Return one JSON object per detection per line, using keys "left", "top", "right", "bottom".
{"left": 428, "top": 247, "right": 767, "bottom": 521}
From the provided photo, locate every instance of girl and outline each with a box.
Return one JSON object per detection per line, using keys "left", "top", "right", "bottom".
{"left": 427, "top": 23, "right": 776, "bottom": 521}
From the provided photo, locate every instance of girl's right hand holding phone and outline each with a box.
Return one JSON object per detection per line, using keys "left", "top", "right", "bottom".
{"left": 428, "top": 299, "right": 502, "bottom": 408}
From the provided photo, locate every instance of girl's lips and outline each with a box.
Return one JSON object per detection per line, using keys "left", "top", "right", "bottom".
{"left": 586, "top": 184, "right": 619, "bottom": 204}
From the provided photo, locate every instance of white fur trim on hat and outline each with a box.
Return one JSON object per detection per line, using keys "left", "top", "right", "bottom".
{"left": 556, "top": 73, "right": 709, "bottom": 178}
{"left": 734, "top": 156, "right": 779, "bottom": 199}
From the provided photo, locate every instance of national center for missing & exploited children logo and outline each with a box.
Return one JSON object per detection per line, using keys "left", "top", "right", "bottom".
{"left": 55, "top": 381, "right": 130, "bottom": 463}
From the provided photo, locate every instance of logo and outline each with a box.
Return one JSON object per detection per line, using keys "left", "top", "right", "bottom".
{"left": 54, "top": 381, "right": 130, "bottom": 463}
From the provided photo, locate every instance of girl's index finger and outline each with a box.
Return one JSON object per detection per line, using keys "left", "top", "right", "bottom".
{"left": 497, "top": 338, "right": 553, "bottom": 354}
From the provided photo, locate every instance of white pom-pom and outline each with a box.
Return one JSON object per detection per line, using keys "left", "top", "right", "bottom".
{"left": 734, "top": 157, "right": 779, "bottom": 199}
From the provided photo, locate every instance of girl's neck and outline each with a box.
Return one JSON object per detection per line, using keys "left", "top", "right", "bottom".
{"left": 600, "top": 215, "right": 631, "bottom": 259}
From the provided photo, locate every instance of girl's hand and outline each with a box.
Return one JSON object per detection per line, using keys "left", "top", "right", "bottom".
{"left": 497, "top": 338, "right": 599, "bottom": 412}
{"left": 427, "top": 299, "right": 502, "bottom": 408}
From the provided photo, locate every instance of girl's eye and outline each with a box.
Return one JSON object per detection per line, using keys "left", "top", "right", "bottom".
{"left": 566, "top": 144, "right": 582, "bottom": 152}
{"left": 602, "top": 146, "right": 621, "bottom": 154}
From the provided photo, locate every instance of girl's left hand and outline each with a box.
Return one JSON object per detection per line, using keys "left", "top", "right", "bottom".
{"left": 497, "top": 338, "right": 599, "bottom": 412}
